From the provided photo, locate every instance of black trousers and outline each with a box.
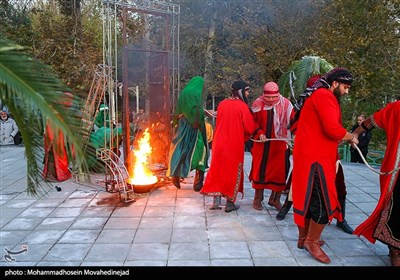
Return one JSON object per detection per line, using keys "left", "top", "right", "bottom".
{"left": 13, "top": 131, "right": 22, "bottom": 145}
{"left": 306, "top": 167, "right": 329, "bottom": 224}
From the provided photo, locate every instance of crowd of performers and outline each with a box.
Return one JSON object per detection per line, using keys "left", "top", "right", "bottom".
{"left": 38, "top": 67, "right": 399, "bottom": 266}
{"left": 168, "top": 67, "right": 400, "bottom": 266}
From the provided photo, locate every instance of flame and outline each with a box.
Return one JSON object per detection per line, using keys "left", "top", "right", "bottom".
{"left": 128, "top": 128, "right": 157, "bottom": 185}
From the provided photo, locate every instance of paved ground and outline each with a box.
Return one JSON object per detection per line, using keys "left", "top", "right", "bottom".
{"left": 0, "top": 145, "right": 391, "bottom": 268}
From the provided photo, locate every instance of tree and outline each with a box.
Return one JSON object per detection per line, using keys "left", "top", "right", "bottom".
{"left": 311, "top": 0, "right": 400, "bottom": 121}
{"left": 308, "top": 0, "right": 400, "bottom": 147}
{"left": 177, "top": 0, "right": 328, "bottom": 105}
{"left": 0, "top": 37, "right": 90, "bottom": 196}
{"left": 2, "top": 0, "right": 103, "bottom": 99}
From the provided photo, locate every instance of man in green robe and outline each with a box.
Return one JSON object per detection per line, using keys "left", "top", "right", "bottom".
{"left": 166, "top": 76, "right": 209, "bottom": 191}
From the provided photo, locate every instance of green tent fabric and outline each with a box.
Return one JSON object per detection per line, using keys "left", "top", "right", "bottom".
{"left": 94, "top": 104, "right": 111, "bottom": 129}
{"left": 278, "top": 56, "right": 333, "bottom": 99}
{"left": 87, "top": 127, "right": 122, "bottom": 169}
{"left": 89, "top": 126, "right": 122, "bottom": 149}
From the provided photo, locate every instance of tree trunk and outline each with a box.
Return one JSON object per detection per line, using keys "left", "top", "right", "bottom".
{"left": 204, "top": 5, "right": 217, "bottom": 110}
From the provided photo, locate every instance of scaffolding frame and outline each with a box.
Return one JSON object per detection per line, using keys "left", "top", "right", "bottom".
{"left": 102, "top": 0, "right": 180, "bottom": 115}
{"left": 96, "top": 0, "right": 180, "bottom": 200}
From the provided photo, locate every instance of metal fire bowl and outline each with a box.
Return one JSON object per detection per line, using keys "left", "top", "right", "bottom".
{"left": 127, "top": 182, "right": 155, "bottom": 193}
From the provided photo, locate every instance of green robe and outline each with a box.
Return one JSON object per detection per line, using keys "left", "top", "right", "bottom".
{"left": 167, "top": 76, "right": 209, "bottom": 178}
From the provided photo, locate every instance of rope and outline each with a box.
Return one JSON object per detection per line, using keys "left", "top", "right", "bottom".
{"left": 249, "top": 138, "right": 399, "bottom": 176}
{"left": 251, "top": 137, "right": 293, "bottom": 148}
{"left": 251, "top": 138, "right": 293, "bottom": 142}
{"left": 289, "top": 71, "right": 299, "bottom": 109}
{"left": 352, "top": 143, "right": 400, "bottom": 176}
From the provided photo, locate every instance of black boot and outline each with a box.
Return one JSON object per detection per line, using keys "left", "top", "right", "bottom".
{"left": 172, "top": 176, "right": 181, "bottom": 189}
{"left": 225, "top": 199, "right": 240, "bottom": 213}
{"left": 193, "top": 170, "right": 204, "bottom": 192}
{"left": 276, "top": 196, "right": 293, "bottom": 220}
{"left": 336, "top": 198, "right": 354, "bottom": 234}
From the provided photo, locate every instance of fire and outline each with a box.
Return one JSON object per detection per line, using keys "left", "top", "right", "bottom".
{"left": 128, "top": 128, "right": 157, "bottom": 185}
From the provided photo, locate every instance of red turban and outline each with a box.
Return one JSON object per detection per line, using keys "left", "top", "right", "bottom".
{"left": 307, "top": 75, "right": 321, "bottom": 88}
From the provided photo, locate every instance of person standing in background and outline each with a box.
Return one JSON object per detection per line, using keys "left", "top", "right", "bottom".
{"left": 0, "top": 108, "right": 19, "bottom": 146}
{"left": 131, "top": 108, "right": 149, "bottom": 148}
{"left": 133, "top": 108, "right": 149, "bottom": 134}
{"left": 249, "top": 81, "right": 294, "bottom": 211}
{"left": 205, "top": 116, "right": 213, "bottom": 149}
{"left": 166, "top": 76, "right": 209, "bottom": 192}
{"left": 350, "top": 114, "right": 372, "bottom": 163}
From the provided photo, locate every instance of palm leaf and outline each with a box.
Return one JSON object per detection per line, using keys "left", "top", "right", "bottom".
{"left": 0, "top": 37, "right": 90, "bottom": 196}
{"left": 278, "top": 55, "right": 334, "bottom": 101}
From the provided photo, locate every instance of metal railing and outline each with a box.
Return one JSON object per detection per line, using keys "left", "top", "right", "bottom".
{"left": 338, "top": 145, "right": 384, "bottom": 166}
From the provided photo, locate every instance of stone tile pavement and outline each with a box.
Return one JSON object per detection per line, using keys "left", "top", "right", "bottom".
{"left": 0, "top": 145, "right": 392, "bottom": 268}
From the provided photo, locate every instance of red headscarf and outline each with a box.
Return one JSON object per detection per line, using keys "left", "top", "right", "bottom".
{"left": 252, "top": 82, "right": 293, "bottom": 139}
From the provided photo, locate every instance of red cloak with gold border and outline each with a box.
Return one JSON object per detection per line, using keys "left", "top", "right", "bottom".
{"left": 354, "top": 101, "right": 400, "bottom": 247}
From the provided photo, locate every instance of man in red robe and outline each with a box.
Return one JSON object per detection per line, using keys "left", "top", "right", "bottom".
{"left": 277, "top": 75, "right": 355, "bottom": 236}
{"left": 353, "top": 100, "right": 400, "bottom": 266}
{"left": 201, "top": 81, "right": 258, "bottom": 212}
{"left": 292, "top": 68, "right": 358, "bottom": 264}
{"left": 249, "top": 81, "right": 294, "bottom": 211}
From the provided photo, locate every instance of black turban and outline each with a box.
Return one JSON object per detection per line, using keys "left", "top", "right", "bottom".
{"left": 325, "top": 67, "right": 354, "bottom": 86}
{"left": 231, "top": 80, "right": 250, "bottom": 104}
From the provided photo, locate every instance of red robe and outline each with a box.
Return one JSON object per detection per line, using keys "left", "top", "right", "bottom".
{"left": 43, "top": 121, "right": 71, "bottom": 182}
{"left": 354, "top": 101, "right": 400, "bottom": 247}
{"left": 292, "top": 88, "right": 346, "bottom": 227}
{"left": 249, "top": 97, "right": 294, "bottom": 191}
{"left": 201, "top": 98, "right": 256, "bottom": 201}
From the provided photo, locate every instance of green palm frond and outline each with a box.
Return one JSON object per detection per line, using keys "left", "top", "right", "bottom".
{"left": 0, "top": 37, "right": 90, "bottom": 196}
{"left": 278, "top": 55, "right": 334, "bottom": 100}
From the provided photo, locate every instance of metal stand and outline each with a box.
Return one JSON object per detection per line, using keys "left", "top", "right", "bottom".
{"left": 96, "top": 148, "right": 135, "bottom": 202}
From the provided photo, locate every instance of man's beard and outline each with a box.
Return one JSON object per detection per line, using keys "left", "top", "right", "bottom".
{"left": 333, "top": 86, "right": 342, "bottom": 105}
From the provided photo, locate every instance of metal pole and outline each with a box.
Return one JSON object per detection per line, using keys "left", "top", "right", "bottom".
{"left": 136, "top": 85, "right": 139, "bottom": 113}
